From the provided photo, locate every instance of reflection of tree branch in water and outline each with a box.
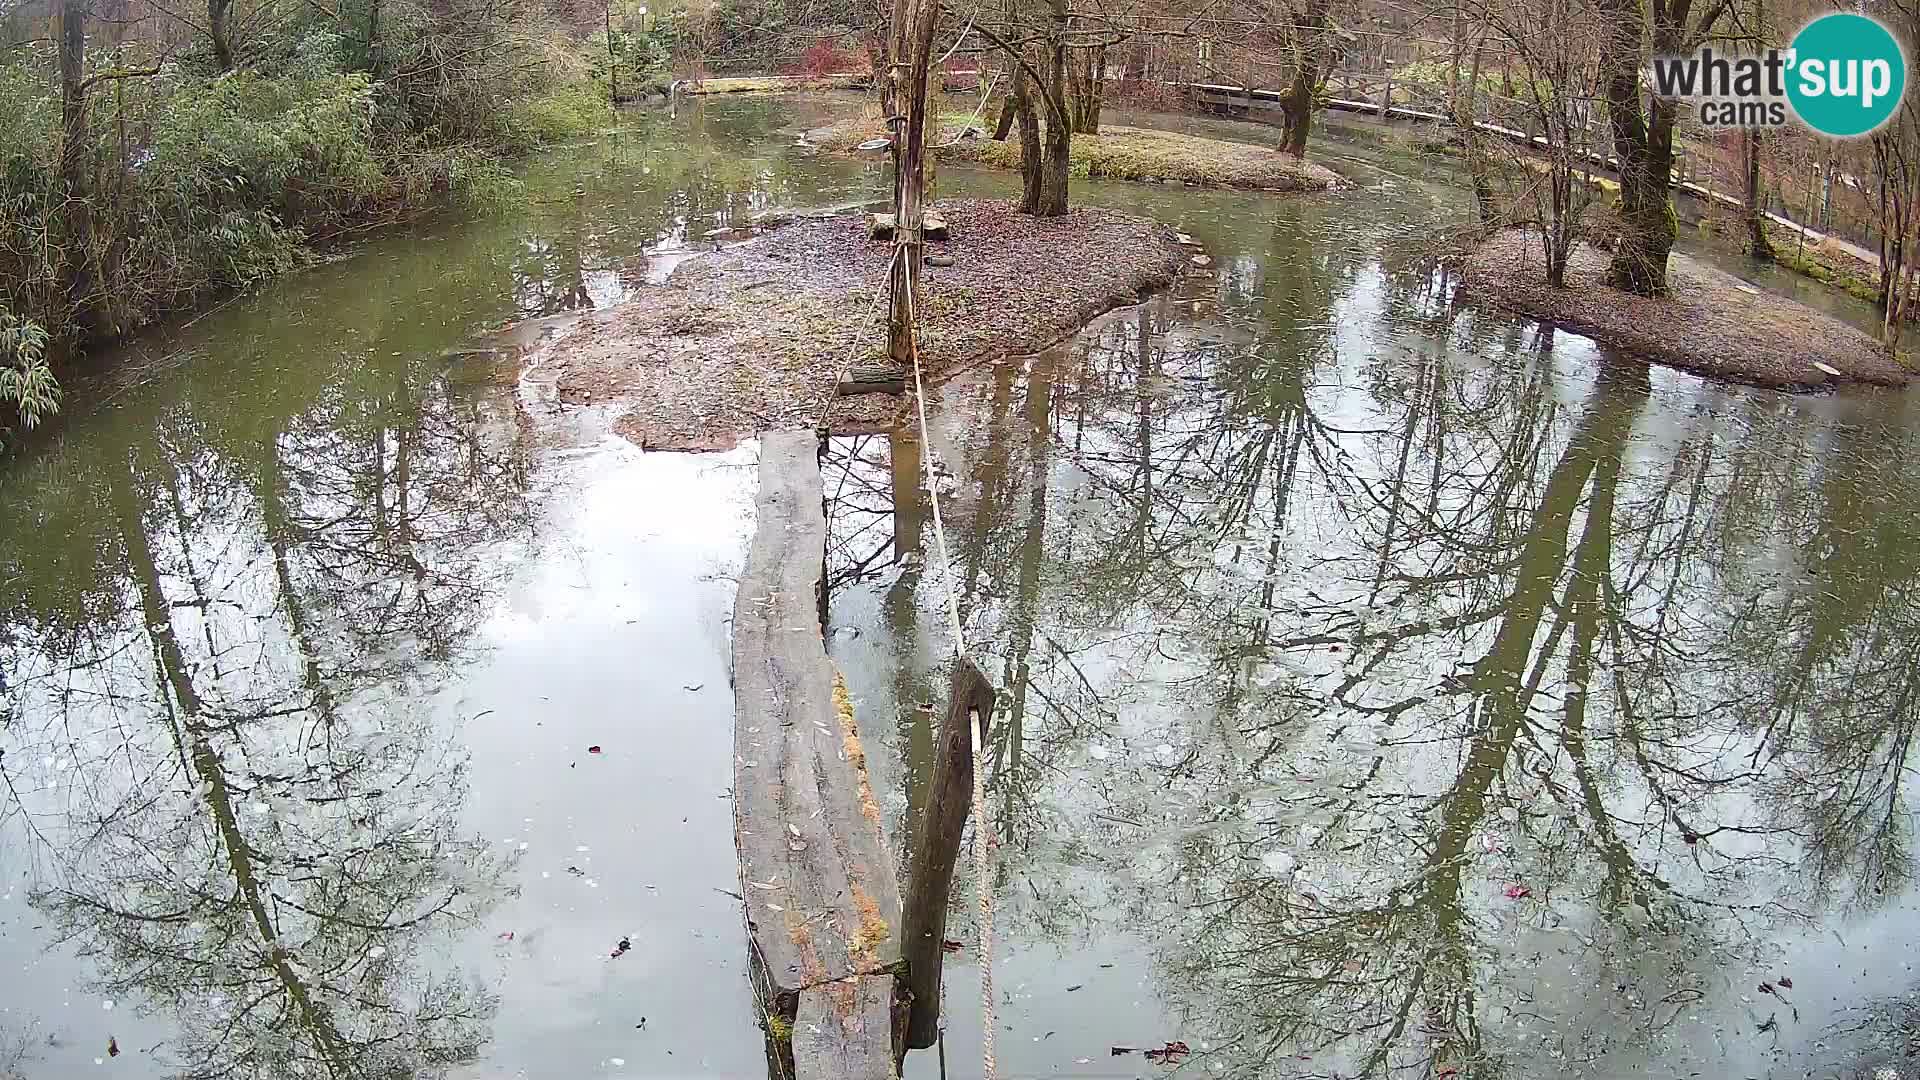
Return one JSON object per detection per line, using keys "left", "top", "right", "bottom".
{"left": 1152, "top": 365, "right": 1713, "bottom": 1078}
{"left": 107, "top": 458, "right": 363, "bottom": 1072}
{"left": 13, "top": 377, "right": 525, "bottom": 1079}
{"left": 916, "top": 251, "right": 1920, "bottom": 1077}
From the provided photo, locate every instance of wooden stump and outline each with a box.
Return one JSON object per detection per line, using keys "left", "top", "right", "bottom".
{"left": 899, "top": 659, "right": 996, "bottom": 1049}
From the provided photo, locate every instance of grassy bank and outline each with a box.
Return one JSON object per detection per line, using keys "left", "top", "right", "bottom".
{"left": 0, "top": 15, "right": 624, "bottom": 442}
{"left": 809, "top": 113, "right": 1339, "bottom": 191}
{"left": 688, "top": 74, "right": 871, "bottom": 94}
{"left": 1770, "top": 237, "right": 1885, "bottom": 306}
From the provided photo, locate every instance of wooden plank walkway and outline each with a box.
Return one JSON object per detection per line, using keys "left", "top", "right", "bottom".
{"left": 733, "top": 430, "right": 903, "bottom": 1080}
{"left": 1181, "top": 79, "right": 1844, "bottom": 241}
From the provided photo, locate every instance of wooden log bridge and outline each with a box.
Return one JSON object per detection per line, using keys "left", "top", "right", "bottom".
{"left": 733, "top": 430, "right": 904, "bottom": 1080}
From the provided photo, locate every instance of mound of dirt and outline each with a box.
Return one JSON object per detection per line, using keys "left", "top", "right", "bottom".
{"left": 526, "top": 198, "right": 1191, "bottom": 450}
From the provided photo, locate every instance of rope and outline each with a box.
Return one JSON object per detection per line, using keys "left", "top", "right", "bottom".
{"left": 941, "top": 73, "right": 1002, "bottom": 148}
{"left": 900, "top": 244, "right": 996, "bottom": 1080}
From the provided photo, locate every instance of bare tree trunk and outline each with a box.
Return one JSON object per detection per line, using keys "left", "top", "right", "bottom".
{"left": 1037, "top": 39, "right": 1069, "bottom": 215}
{"left": 209, "top": 0, "right": 234, "bottom": 70}
{"left": 367, "top": 0, "right": 383, "bottom": 76}
{"left": 1282, "top": 0, "right": 1329, "bottom": 156}
{"left": 1087, "top": 44, "right": 1105, "bottom": 133}
{"left": 1013, "top": 48, "right": 1043, "bottom": 212}
{"left": 1744, "top": 128, "right": 1775, "bottom": 261}
{"left": 605, "top": 0, "right": 618, "bottom": 104}
{"left": 991, "top": 0, "right": 1018, "bottom": 141}
{"left": 1459, "top": 38, "right": 1497, "bottom": 226}
{"left": 1874, "top": 132, "right": 1907, "bottom": 321}
{"left": 59, "top": 0, "right": 95, "bottom": 332}
{"left": 1596, "top": 0, "right": 1674, "bottom": 296}
{"left": 1066, "top": 44, "right": 1105, "bottom": 133}
{"left": 1065, "top": 46, "right": 1088, "bottom": 130}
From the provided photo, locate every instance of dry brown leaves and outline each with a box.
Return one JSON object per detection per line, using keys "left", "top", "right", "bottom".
{"left": 1460, "top": 229, "right": 1912, "bottom": 389}
{"left": 538, "top": 198, "right": 1189, "bottom": 450}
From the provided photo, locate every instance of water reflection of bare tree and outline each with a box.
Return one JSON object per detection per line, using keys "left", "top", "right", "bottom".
{"left": 1720, "top": 410, "right": 1920, "bottom": 911}
{"left": 2, "top": 354, "right": 531, "bottom": 1079}
{"left": 1154, "top": 362, "right": 1675, "bottom": 1076}
{"left": 917, "top": 271, "right": 1920, "bottom": 1077}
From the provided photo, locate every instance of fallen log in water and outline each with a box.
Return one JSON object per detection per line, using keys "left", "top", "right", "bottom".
{"left": 732, "top": 430, "right": 903, "bottom": 1080}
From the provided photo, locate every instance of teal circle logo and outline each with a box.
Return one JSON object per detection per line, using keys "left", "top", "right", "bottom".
{"left": 1787, "top": 13, "right": 1907, "bottom": 137}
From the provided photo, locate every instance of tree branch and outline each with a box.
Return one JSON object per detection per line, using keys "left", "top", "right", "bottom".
{"left": 80, "top": 65, "right": 164, "bottom": 91}
{"left": 971, "top": 20, "right": 1068, "bottom": 125}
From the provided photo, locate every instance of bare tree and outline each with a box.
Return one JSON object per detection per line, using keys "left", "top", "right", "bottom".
{"left": 1594, "top": 0, "right": 1731, "bottom": 295}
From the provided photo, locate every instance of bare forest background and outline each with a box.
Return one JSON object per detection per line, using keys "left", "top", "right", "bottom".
{"left": 4, "top": 0, "right": 1920, "bottom": 438}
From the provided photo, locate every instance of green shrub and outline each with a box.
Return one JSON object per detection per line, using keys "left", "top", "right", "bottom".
{"left": 0, "top": 314, "right": 57, "bottom": 436}
{"left": 505, "top": 83, "right": 614, "bottom": 151}
{"left": 0, "top": 0, "right": 634, "bottom": 444}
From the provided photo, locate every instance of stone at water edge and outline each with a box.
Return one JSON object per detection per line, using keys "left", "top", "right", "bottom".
{"left": 1190, "top": 253, "right": 1213, "bottom": 268}
{"left": 868, "top": 213, "right": 951, "bottom": 241}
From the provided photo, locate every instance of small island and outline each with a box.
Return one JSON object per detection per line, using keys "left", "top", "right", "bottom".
{"left": 522, "top": 198, "right": 1192, "bottom": 450}
{"left": 809, "top": 116, "right": 1341, "bottom": 192}
{"left": 1461, "top": 229, "right": 1912, "bottom": 390}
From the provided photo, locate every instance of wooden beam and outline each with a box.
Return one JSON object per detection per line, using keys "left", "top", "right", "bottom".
{"left": 900, "top": 659, "right": 996, "bottom": 1049}
{"left": 733, "top": 431, "right": 904, "bottom": 1080}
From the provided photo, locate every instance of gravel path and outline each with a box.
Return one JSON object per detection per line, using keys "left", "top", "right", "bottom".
{"left": 529, "top": 199, "right": 1190, "bottom": 450}
{"left": 1461, "top": 229, "right": 1913, "bottom": 390}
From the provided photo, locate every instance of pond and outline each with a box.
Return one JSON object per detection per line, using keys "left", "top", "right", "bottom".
{"left": 2, "top": 92, "right": 1917, "bottom": 1080}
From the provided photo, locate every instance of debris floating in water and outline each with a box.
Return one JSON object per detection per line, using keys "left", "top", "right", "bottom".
{"left": 588, "top": 745, "right": 603, "bottom": 754}
{"left": 611, "top": 936, "right": 632, "bottom": 958}
{"left": 941, "top": 939, "right": 964, "bottom": 953}
{"left": 1145, "top": 1041, "right": 1191, "bottom": 1063}
{"left": 1503, "top": 884, "right": 1532, "bottom": 899}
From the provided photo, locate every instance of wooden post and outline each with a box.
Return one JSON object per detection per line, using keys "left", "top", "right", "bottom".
{"left": 886, "top": 0, "right": 941, "bottom": 368}
{"left": 899, "top": 658, "right": 995, "bottom": 1050}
